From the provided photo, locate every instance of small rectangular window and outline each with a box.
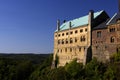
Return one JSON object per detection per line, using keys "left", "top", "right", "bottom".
{"left": 55, "top": 35, "right": 57, "bottom": 37}
{"left": 75, "top": 30, "right": 78, "bottom": 34}
{"left": 70, "top": 31, "right": 73, "bottom": 34}
{"left": 97, "top": 31, "right": 101, "bottom": 38}
{"left": 58, "top": 34, "right": 60, "bottom": 37}
{"left": 79, "top": 48, "right": 81, "bottom": 52}
{"left": 109, "top": 28, "right": 115, "bottom": 32}
{"left": 75, "top": 37, "right": 77, "bottom": 42}
{"left": 61, "top": 49, "right": 62, "bottom": 53}
{"left": 62, "top": 33, "right": 64, "bottom": 36}
{"left": 80, "top": 29, "right": 83, "bottom": 33}
{"left": 66, "top": 32, "right": 68, "bottom": 35}
{"left": 85, "top": 28, "right": 87, "bottom": 32}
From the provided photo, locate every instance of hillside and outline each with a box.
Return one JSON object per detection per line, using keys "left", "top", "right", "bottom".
{"left": 0, "top": 53, "right": 50, "bottom": 64}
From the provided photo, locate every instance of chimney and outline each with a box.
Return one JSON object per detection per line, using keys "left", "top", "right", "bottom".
{"left": 57, "top": 19, "right": 60, "bottom": 31}
{"left": 63, "top": 20, "right": 66, "bottom": 23}
{"left": 87, "top": 10, "right": 94, "bottom": 47}
{"left": 118, "top": 0, "right": 120, "bottom": 13}
{"left": 69, "top": 21, "right": 72, "bottom": 29}
{"left": 88, "top": 10, "right": 94, "bottom": 26}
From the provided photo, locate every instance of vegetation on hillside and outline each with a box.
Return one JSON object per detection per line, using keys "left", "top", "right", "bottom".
{"left": 0, "top": 52, "right": 120, "bottom": 80}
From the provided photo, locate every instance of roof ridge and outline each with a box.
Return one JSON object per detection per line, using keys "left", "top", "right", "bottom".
{"left": 55, "top": 10, "right": 105, "bottom": 32}
{"left": 67, "top": 10, "right": 104, "bottom": 23}
{"left": 106, "top": 13, "right": 117, "bottom": 25}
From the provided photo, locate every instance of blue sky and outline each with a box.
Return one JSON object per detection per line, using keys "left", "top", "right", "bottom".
{"left": 0, "top": 0, "right": 118, "bottom": 53}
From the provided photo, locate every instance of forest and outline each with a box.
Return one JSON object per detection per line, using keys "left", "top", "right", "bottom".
{"left": 0, "top": 52, "right": 120, "bottom": 80}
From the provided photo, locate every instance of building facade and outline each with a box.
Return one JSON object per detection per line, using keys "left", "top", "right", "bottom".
{"left": 92, "top": 13, "right": 120, "bottom": 62}
{"left": 52, "top": 10, "right": 111, "bottom": 67}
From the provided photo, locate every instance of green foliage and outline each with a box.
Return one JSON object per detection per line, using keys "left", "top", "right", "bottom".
{"left": 0, "top": 54, "right": 50, "bottom": 80}
{"left": 29, "top": 54, "right": 53, "bottom": 80}
{"left": 48, "top": 67, "right": 68, "bottom": 80}
{"left": 0, "top": 53, "right": 120, "bottom": 80}
{"left": 110, "top": 52, "right": 120, "bottom": 62}
{"left": 84, "top": 58, "right": 107, "bottom": 80}
{"left": 65, "top": 59, "right": 83, "bottom": 78}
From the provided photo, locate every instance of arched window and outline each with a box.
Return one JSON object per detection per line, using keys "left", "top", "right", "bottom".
{"left": 110, "top": 37, "right": 115, "bottom": 43}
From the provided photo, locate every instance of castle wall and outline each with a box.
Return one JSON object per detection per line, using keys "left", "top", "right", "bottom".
{"left": 54, "top": 25, "right": 90, "bottom": 66}
{"left": 92, "top": 22, "right": 120, "bottom": 62}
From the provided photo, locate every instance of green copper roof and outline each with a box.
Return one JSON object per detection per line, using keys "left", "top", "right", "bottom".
{"left": 56, "top": 10, "right": 104, "bottom": 32}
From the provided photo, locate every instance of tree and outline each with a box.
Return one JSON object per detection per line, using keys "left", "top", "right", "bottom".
{"left": 65, "top": 59, "right": 83, "bottom": 78}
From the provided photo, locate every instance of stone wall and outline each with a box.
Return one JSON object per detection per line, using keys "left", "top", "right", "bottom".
{"left": 92, "top": 22, "right": 120, "bottom": 62}
{"left": 54, "top": 25, "right": 90, "bottom": 66}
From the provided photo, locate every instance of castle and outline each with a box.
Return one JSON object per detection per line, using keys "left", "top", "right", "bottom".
{"left": 53, "top": 1, "right": 120, "bottom": 67}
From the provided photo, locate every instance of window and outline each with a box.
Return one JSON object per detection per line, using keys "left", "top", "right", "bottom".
{"left": 70, "top": 38, "right": 73, "bottom": 43}
{"left": 97, "top": 31, "right": 101, "bottom": 38}
{"left": 75, "top": 37, "right": 77, "bottom": 42}
{"left": 66, "top": 32, "right": 68, "bottom": 35}
{"left": 105, "top": 46, "right": 107, "bottom": 49}
{"left": 80, "top": 36, "right": 86, "bottom": 42}
{"left": 62, "top": 33, "right": 64, "bottom": 36}
{"left": 58, "top": 34, "right": 60, "bottom": 37}
{"left": 84, "top": 47, "right": 86, "bottom": 51}
{"left": 82, "top": 36, "right": 86, "bottom": 41}
{"left": 79, "top": 48, "right": 81, "bottom": 52}
{"left": 109, "top": 28, "right": 115, "bottom": 32}
{"left": 66, "top": 39, "right": 68, "bottom": 44}
{"left": 75, "top": 30, "right": 78, "bottom": 34}
{"left": 110, "top": 37, "right": 115, "bottom": 43}
{"left": 70, "top": 31, "right": 73, "bottom": 34}
{"left": 85, "top": 28, "right": 87, "bottom": 32}
{"left": 96, "top": 46, "right": 98, "bottom": 49}
{"left": 80, "top": 29, "right": 83, "bottom": 33}
{"left": 62, "top": 39, "right": 64, "bottom": 44}
{"left": 58, "top": 40, "right": 60, "bottom": 44}
{"left": 65, "top": 48, "right": 67, "bottom": 52}
{"left": 55, "top": 35, "right": 57, "bottom": 37}
{"left": 61, "top": 49, "right": 62, "bottom": 53}
{"left": 80, "top": 36, "right": 82, "bottom": 42}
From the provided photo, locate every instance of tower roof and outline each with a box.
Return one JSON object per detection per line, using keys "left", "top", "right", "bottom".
{"left": 55, "top": 10, "right": 104, "bottom": 32}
